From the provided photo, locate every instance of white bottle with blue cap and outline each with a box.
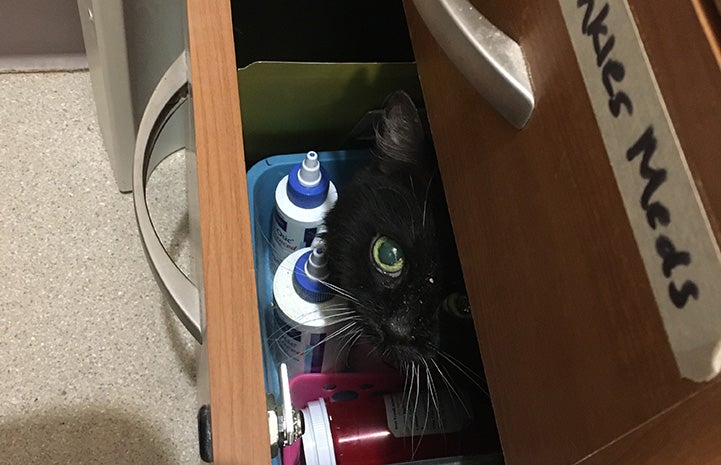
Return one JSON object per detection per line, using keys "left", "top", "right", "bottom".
{"left": 271, "top": 151, "right": 337, "bottom": 270}
{"left": 272, "top": 238, "right": 349, "bottom": 378}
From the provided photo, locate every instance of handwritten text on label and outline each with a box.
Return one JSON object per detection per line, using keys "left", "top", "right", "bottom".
{"left": 577, "top": 0, "right": 699, "bottom": 308}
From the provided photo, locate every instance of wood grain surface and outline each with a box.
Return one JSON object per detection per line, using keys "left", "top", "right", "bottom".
{"left": 628, "top": 0, "right": 721, "bottom": 245}
{"left": 187, "top": 1, "right": 270, "bottom": 464}
{"left": 577, "top": 382, "right": 721, "bottom": 465}
{"left": 403, "top": 0, "right": 721, "bottom": 463}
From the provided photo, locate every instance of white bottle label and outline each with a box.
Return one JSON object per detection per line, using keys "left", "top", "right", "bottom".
{"left": 271, "top": 303, "right": 347, "bottom": 379}
{"left": 270, "top": 208, "right": 318, "bottom": 269}
{"left": 383, "top": 388, "right": 472, "bottom": 438}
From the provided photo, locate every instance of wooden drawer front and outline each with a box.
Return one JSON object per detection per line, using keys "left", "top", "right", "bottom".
{"left": 404, "top": 0, "right": 721, "bottom": 464}
{"left": 187, "top": 0, "right": 269, "bottom": 463}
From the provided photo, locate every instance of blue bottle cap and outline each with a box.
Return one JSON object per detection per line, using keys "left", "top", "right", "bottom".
{"left": 293, "top": 250, "right": 334, "bottom": 303}
{"left": 286, "top": 153, "right": 330, "bottom": 209}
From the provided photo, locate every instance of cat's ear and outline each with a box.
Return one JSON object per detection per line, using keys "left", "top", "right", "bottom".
{"left": 373, "top": 90, "right": 431, "bottom": 174}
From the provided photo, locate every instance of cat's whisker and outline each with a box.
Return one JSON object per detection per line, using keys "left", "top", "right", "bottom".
{"left": 336, "top": 329, "right": 364, "bottom": 364}
{"left": 423, "top": 358, "right": 443, "bottom": 432}
{"left": 413, "top": 360, "right": 432, "bottom": 459}
{"left": 268, "top": 318, "right": 357, "bottom": 361}
{"left": 401, "top": 361, "right": 410, "bottom": 401}
{"left": 273, "top": 258, "right": 310, "bottom": 277}
{"left": 316, "top": 305, "right": 357, "bottom": 314}
{"left": 400, "top": 360, "right": 411, "bottom": 439}
{"left": 281, "top": 321, "right": 360, "bottom": 362}
{"left": 324, "top": 321, "right": 360, "bottom": 341}
{"left": 265, "top": 319, "right": 357, "bottom": 349}
{"left": 313, "top": 278, "right": 361, "bottom": 304}
{"left": 422, "top": 168, "right": 438, "bottom": 229}
{"left": 326, "top": 315, "right": 364, "bottom": 327}
{"left": 265, "top": 309, "right": 358, "bottom": 340}
{"left": 366, "top": 342, "right": 381, "bottom": 358}
{"left": 295, "top": 274, "right": 376, "bottom": 314}
{"left": 436, "top": 350, "right": 489, "bottom": 397}
{"left": 437, "top": 350, "right": 483, "bottom": 379}
{"left": 412, "top": 362, "right": 421, "bottom": 452}
{"left": 428, "top": 341, "right": 486, "bottom": 385}
{"left": 327, "top": 322, "right": 363, "bottom": 345}
{"left": 431, "top": 359, "right": 471, "bottom": 417}
{"left": 270, "top": 338, "right": 295, "bottom": 363}
{"left": 404, "top": 361, "right": 415, "bottom": 438}
{"left": 270, "top": 321, "right": 363, "bottom": 369}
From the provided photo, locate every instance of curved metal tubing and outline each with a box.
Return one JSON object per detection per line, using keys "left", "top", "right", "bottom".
{"left": 133, "top": 53, "right": 202, "bottom": 342}
{"left": 413, "top": 0, "right": 534, "bottom": 129}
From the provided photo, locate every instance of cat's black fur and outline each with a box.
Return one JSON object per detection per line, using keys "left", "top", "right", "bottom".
{"left": 323, "top": 91, "right": 467, "bottom": 367}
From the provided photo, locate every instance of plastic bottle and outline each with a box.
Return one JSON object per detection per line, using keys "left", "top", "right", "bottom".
{"left": 272, "top": 239, "right": 348, "bottom": 378}
{"left": 271, "top": 151, "right": 337, "bottom": 270}
{"left": 301, "top": 388, "right": 488, "bottom": 465}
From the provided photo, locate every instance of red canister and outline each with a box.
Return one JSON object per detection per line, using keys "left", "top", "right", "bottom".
{"left": 301, "top": 388, "right": 491, "bottom": 465}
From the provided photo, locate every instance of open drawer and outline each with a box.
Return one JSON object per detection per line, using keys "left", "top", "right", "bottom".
{"left": 135, "top": 0, "right": 721, "bottom": 464}
{"left": 133, "top": 0, "right": 497, "bottom": 464}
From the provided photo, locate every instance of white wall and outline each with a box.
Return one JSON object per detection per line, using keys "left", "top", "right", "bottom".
{"left": 0, "top": 0, "right": 86, "bottom": 71}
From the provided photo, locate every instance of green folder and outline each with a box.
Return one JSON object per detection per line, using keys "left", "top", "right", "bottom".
{"left": 237, "top": 62, "right": 422, "bottom": 165}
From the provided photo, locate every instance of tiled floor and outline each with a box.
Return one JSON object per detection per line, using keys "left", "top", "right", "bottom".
{"left": 0, "top": 71, "right": 199, "bottom": 464}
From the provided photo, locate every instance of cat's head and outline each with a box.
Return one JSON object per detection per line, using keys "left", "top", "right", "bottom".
{"left": 323, "top": 91, "right": 462, "bottom": 367}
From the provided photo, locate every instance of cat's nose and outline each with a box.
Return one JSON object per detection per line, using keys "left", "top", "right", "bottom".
{"left": 382, "top": 317, "right": 415, "bottom": 344}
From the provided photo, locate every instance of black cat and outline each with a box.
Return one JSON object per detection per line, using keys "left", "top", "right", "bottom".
{"left": 322, "top": 91, "right": 476, "bottom": 377}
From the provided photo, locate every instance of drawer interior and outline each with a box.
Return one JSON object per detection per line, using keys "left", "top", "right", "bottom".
{"left": 230, "top": 0, "right": 422, "bottom": 167}
{"left": 230, "top": 0, "right": 414, "bottom": 67}
{"left": 246, "top": 150, "right": 503, "bottom": 464}
{"left": 231, "top": 4, "right": 503, "bottom": 463}
{"left": 235, "top": 62, "right": 423, "bottom": 166}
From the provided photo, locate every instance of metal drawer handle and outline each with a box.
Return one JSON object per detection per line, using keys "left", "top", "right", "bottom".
{"left": 133, "top": 53, "right": 202, "bottom": 342}
{"left": 412, "top": 0, "right": 535, "bottom": 129}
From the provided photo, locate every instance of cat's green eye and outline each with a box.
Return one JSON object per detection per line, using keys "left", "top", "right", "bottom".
{"left": 371, "top": 236, "right": 404, "bottom": 276}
